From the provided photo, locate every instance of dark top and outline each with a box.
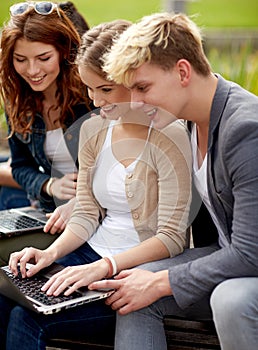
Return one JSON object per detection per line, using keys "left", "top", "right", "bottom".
{"left": 8, "top": 103, "right": 90, "bottom": 212}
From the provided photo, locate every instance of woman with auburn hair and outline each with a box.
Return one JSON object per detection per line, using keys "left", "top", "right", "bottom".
{"left": 0, "top": 1, "right": 90, "bottom": 214}
{"left": 0, "top": 2, "right": 91, "bottom": 265}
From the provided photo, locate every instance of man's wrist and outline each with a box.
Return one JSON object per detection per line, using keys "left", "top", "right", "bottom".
{"left": 155, "top": 270, "right": 173, "bottom": 296}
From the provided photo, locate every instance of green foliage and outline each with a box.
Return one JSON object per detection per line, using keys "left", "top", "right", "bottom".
{"left": 187, "top": 0, "right": 258, "bottom": 28}
{"left": 0, "top": 111, "right": 8, "bottom": 150}
{"left": 0, "top": 0, "right": 162, "bottom": 28}
{"left": 68, "top": 0, "right": 161, "bottom": 27}
{"left": 1, "top": 0, "right": 258, "bottom": 28}
{"left": 208, "top": 44, "right": 258, "bottom": 95}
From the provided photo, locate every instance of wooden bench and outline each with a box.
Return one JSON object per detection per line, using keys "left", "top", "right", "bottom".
{"left": 164, "top": 316, "right": 220, "bottom": 349}
{"left": 47, "top": 316, "right": 220, "bottom": 350}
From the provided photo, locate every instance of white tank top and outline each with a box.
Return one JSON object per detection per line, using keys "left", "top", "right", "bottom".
{"left": 88, "top": 121, "right": 142, "bottom": 256}
{"left": 44, "top": 128, "right": 77, "bottom": 174}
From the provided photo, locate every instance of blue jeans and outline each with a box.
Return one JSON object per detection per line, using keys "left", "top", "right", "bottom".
{"left": 0, "top": 296, "right": 115, "bottom": 350}
{"left": 56, "top": 241, "right": 102, "bottom": 266}
{"left": 114, "top": 247, "right": 214, "bottom": 350}
{"left": 114, "top": 249, "right": 258, "bottom": 350}
{"left": 0, "top": 242, "right": 116, "bottom": 350}
{"left": 0, "top": 186, "right": 30, "bottom": 210}
{"left": 211, "top": 278, "right": 258, "bottom": 350}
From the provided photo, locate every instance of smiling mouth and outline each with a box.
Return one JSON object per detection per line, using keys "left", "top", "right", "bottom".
{"left": 145, "top": 108, "right": 157, "bottom": 118}
{"left": 101, "top": 105, "right": 117, "bottom": 117}
{"left": 102, "top": 104, "right": 116, "bottom": 112}
{"left": 29, "top": 75, "right": 46, "bottom": 83}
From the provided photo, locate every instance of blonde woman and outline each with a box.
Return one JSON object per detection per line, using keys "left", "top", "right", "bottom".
{"left": 1, "top": 18, "right": 192, "bottom": 349}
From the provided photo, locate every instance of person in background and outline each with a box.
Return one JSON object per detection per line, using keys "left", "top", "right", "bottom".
{"left": 59, "top": 1, "right": 89, "bottom": 37}
{"left": 0, "top": 1, "right": 91, "bottom": 265}
{"left": 87, "top": 12, "right": 258, "bottom": 350}
{"left": 0, "top": 19, "right": 192, "bottom": 349}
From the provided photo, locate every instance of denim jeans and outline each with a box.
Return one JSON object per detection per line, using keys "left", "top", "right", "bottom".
{"left": 0, "top": 296, "right": 115, "bottom": 350}
{"left": 0, "top": 186, "right": 30, "bottom": 210}
{"left": 56, "top": 241, "right": 102, "bottom": 266}
{"left": 114, "top": 249, "right": 258, "bottom": 350}
{"left": 0, "top": 242, "right": 116, "bottom": 350}
{"left": 114, "top": 247, "right": 215, "bottom": 350}
{"left": 211, "top": 278, "right": 258, "bottom": 350}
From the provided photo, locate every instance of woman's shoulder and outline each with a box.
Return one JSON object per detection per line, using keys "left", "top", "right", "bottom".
{"left": 80, "top": 115, "right": 111, "bottom": 141}
{"left": 149, "top": 120, "right": 191, "bottom": 163}
{"left": 151, "top": 120, "right": 190, "bottom": 143}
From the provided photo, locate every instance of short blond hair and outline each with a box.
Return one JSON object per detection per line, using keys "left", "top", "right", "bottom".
{"left": 103, "top": 12, "right": 211, "bottom": 86}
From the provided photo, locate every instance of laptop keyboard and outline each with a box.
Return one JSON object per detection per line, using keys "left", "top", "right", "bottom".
{"left": 0, "top": 213, "right": 44, "bottom": 231}
{"left": 3, "top": 268, "right": 82, "bottom": 306}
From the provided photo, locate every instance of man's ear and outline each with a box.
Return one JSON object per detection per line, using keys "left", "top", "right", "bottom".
{"left": 176, "top": 59, "right": 191, "bottom": 86}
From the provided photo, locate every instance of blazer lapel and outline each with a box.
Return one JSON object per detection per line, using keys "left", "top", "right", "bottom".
{"left": 207, "top": 75, "right": 231, "bottom": 241}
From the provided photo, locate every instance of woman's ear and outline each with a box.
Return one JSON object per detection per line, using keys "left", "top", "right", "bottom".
{"left": 176, "top": 59, "right": 191, "bottom": 86}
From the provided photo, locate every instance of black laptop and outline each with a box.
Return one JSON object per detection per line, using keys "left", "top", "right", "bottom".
{"left": 0, "top": 263, "right": 114, "bottom": 314}
{"left": 0, "top": 207, "right": 48, "bottom": 238}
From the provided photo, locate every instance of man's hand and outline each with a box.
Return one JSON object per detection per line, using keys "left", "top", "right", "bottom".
{"left": 89, "top": 268, "right": 172, "bottom": 315}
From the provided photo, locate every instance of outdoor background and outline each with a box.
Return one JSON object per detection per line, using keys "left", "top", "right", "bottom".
{"left": 1, "top": 0, "right": 258, "bottom": 92}
{"left": 1, "top": 0, "right": 258, "bottom": 28}
{"left": 0, "top": 0, "right": 258, "bottom": 154}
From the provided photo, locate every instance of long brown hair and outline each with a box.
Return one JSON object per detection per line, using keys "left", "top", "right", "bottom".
{"left": 0, "top": 7, "right": 90, "bottom": 134}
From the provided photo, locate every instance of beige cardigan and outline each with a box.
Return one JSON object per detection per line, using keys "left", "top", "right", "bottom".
{"left": 67, "top": 116, "right": 192, "bottom": 258}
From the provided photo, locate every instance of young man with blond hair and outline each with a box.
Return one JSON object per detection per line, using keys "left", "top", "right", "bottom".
{"left": 89, "top": 12, "right": 258, "bottom": 350}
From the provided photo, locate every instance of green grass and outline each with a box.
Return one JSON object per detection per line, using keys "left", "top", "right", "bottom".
{"left": 1, "top": 0, "right": 258, "bottom": 28}
{"left": 209, "top": 44, "right": 258, "bottom": 95}
{"left": 69, "top": 0, "right": 161, "bottom": 27}
{"left": 187, "top": 0, "right": 258, "bottom": 28}
{"left": 1, "top": 0, "right": 161, "bottom": 27}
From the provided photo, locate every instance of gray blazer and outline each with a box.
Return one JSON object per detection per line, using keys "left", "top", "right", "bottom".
{"left": 170, "top": 74, "right": 258, "bottom": 309}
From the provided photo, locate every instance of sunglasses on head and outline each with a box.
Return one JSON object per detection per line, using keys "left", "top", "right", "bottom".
{"left": 10, "top": 2, "right": 60, "bottom": 17}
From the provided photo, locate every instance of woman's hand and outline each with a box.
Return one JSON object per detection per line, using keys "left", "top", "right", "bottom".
{"left": 41, "top": 259, "right": 109, "bottom": 296}
{"left": 51, "top": 173, "right": 77, "bottom": 200}
{"left": 8, "top": 247, "right": 54, "bottom": 278}
{"left": 44, "top": 197, "right": 76, "bottom": 234}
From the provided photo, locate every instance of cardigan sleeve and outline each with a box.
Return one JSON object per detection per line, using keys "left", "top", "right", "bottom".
{"left": 66, "top": 117, "right": 107, "bottom": 240}
{"left": 154, "top": 121, "right": 192, "bottom": 257}
{"left": 125, "top": 120, "right": 192, "bottom": 257}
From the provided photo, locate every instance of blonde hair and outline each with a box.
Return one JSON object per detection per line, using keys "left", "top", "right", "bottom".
{"left": 103, "top": 12, "right": 211, "bottom": 86}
